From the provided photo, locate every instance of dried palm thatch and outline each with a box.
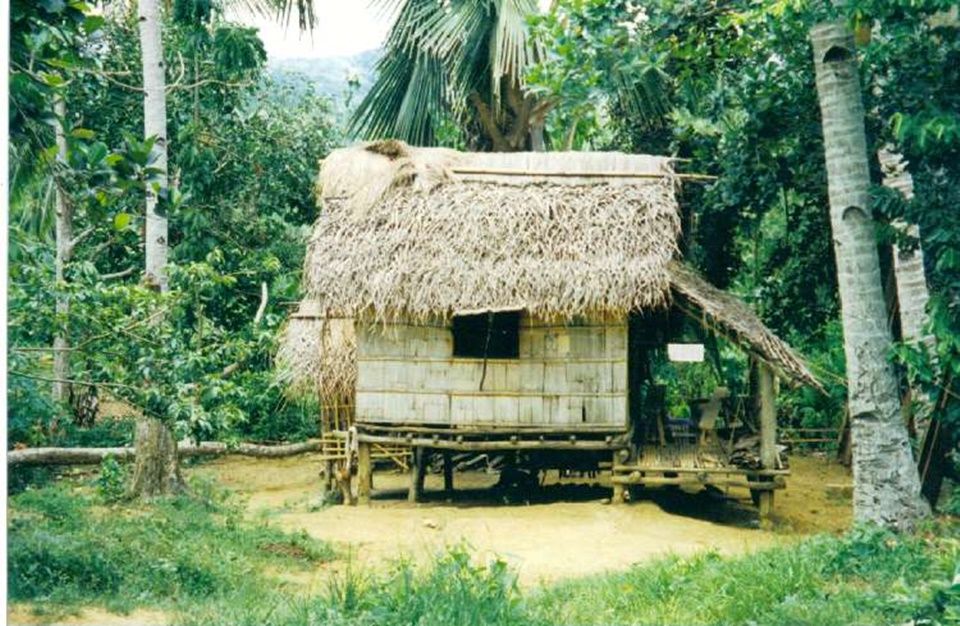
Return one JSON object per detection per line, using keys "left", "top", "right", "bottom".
{"left": 669, "top": 262, "right": 822, "bottom": 390}
{"left": 306, "top": 143, "right": 681, "bottom": 321}
{"left": 275, "top": 301, "right": 356, "bottom": 400}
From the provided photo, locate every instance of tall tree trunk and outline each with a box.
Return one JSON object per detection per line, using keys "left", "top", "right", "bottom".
{"left": 878, "top": 146, "right": 935, "bottom": 434}
{"left": 140, "top": 0, "right": 168, "bottom": 293}
{"left": 132, "top": 0, "right": 183, "bottom": 497}
{"left": 878, "top": 147, "right": 933, "bottom": 347}
{"left": 810, "top": 20, "right": 928, "bottom": 530}
{"left": 53, "top": 96, "right": 72, "bottom": 406}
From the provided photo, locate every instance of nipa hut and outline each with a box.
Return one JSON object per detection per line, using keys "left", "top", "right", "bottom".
{"left": 279, "top": 141, "right": 820, "bottom": 518}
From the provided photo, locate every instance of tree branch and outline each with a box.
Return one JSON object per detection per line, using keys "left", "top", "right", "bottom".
{"left": 9, "top": 370, "right": 139, "bottom": 392}
{"left": 100, "top": 266, "right": 136, "bottom": 281}
{"left": 69, "top": 226, "right": 96, "bottom": 252}
{"left": 253, "top": 281, "right": 268, "bottom": 326}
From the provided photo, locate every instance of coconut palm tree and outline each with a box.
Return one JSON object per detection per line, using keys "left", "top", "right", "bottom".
{"left": 351, "top": 0, "right": 548, "bottom": 150}
{"left": 810, "top": 17, "right": 928, "bottom": 530}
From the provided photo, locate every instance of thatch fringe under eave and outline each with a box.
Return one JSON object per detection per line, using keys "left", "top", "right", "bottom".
{"left": 275, "top": 302, "right": 356, "bottom": 401}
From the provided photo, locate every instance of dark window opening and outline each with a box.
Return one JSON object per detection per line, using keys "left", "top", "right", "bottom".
{"left": 452, "top": 311, "right": 520, "bottom": 359}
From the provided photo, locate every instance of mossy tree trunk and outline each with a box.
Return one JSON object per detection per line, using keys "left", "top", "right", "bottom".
{"left": 129, "top": 418, "right": 185, "bottom": 496}
{"left": 810, "top": 18, "right": 928, "bottom": 530}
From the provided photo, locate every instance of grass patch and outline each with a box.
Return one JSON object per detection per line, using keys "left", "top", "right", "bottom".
{"left": 178, "top": 547, "right": 531, "bottom": 626}
{"left": 530, "top": 523, "right": 960, "bottom": 626}
{"left": 8, "top": 476, "right": 335, "bottom": 615}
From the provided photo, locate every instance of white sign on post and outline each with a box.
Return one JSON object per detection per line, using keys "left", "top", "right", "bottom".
{"left": 667, "top": 343, "right": 705, "bottom": 363}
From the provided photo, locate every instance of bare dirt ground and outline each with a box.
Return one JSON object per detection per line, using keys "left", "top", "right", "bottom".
{"left": 202, "top": 452, "right": 852, "bottom": 589}
{"left": 8, "top": 453, "right": 852, "bottom": 625}
{"left": 7, "top": 607, "right": 168, "bottom": 626}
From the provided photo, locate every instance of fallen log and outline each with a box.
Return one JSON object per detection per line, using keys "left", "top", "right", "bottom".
{"left": 8, "top": 439, "right": 323, "bottom": 466}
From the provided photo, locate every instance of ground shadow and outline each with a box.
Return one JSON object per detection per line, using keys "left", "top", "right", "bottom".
{"left": 367, "top": 471, "right": 760, "bottom": 527}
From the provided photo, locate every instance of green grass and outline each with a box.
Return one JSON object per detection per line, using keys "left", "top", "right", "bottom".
{"left": 9, "top": 475, "right": 960, "bottom": 626}
{"left": 8, "top": 476, "right": 335, "bottom": 615}
{"left": 529, "top": 524, "right": 960, "bottom": 625}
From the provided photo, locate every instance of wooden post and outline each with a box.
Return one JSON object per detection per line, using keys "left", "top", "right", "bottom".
{"left": 611, "top": 451, "right": 626, "bottom": 504}
{"left": 757, "top": 362, "right": 777, "bottom": 521}
{"left": 408, "top": 447, "right": 425, "bottom": 503}
{"left": 357, "top": 441, "right": 372, "bottom": 505}
{"left": 442, "top": 450, "right": 454, "bottom": 495}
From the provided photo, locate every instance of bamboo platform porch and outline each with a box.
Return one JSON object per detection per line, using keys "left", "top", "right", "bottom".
{"left": 346, "top": 422, "right": 630, "bottom": 504}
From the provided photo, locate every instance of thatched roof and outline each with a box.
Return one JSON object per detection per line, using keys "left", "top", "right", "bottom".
{"left": 304, "top": 143, "right": 681, "bottom": 321}
{"left": 278, "top": 142, "right": 820, "bottom": 398}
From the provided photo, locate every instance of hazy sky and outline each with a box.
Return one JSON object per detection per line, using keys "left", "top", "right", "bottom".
{"left": 227, "top": 2, "right": 390, "bottom": 60}
{"left": 229, "top": 0, "right": 554, "bottom": 61}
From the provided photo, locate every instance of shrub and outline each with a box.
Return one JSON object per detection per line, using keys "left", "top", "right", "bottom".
{"left": 96, "top": 455, "right": 127, "bottom": 503}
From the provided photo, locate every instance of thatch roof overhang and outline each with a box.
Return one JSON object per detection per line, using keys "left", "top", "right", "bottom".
{"left": 668, "top": 262, "right": 822, "bottom": 390}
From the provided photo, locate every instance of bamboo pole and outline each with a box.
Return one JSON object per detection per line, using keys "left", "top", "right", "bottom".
{"left": 757, "top": 362, "right": 777, "bottom": 520}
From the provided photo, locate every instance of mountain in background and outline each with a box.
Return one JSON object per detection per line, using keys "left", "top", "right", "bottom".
{"left": 268, "top": 48, "right": 380, "bottom": 105}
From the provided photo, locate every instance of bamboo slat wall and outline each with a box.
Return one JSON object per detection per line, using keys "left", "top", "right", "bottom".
{"left": 355, "top": 313, "right": 628, "bottom": 428}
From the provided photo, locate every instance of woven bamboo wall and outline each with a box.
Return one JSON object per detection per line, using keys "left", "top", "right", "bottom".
{"left": 355, "top": 313, "right": 628, "bottom": 428}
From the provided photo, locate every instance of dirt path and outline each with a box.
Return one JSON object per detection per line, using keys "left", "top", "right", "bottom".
{"left": 7, "top": 606, "right": 168, "bottom": 626}
{"left": 197, "top": 453, "right": 853, "bottom": 588}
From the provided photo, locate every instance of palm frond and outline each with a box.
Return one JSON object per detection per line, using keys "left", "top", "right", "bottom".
{"left": 354, "top": 0, "right": 542, "bottom": 145}
{"left": 234, "top": 0, "right": 316, "bottom": 31}
{"left": 350, "top": 47, "right": 447, "bottom": 146}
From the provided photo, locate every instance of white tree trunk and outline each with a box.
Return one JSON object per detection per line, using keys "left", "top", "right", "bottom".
{"left": 878, "top": 147, "right": 935, "bottom": 433}
{"left": 810, "top": 20, "right": 928, "bottom": 530}
{"left": 53, "top": 96, "right": 72, "bottom": 405}
{"left": 134, "top": 0, "right": 182, "bottom": 497}
{"left": 139, "top": 0, "right": 168, "bottom": 292}
{"left": 877, "top": 147, "right": 933, "bottom": 348}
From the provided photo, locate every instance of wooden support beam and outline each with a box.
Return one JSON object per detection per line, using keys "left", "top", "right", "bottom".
{"left": 357, "top": 441, "right": 372, "bottom": 505}
{"left": 613, "top": 465, "right": 789, "bottom": 476}
{"left": 757, "top": 362, "right": 778, "bottom": 521}
{"left": 357, "top": 433, "right": 624, "bottom": 451}
{"left": 359, "top": 423, "right": 625, "bottom": 435}
{"left": 408, "top": 447, "right": 425, "bottom": 503}
{"left": 611, "top": 474, "right": 785, "bottom": 490}
{"left": 611, "top": 451, "right": 626, "bottom": 504}
{"left": 442, "top": 450, "right": 454, "bottom": 495}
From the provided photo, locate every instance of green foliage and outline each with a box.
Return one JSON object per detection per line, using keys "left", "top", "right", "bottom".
{"left": 527, "top": 0, "right": 669, "bottom": 150}
{"left": 96, "top": 455, "right": 127, "bottom": 503}
{"left": 8, "top": 479, "right": 334, "bottom": 612}
{"left": 858, "top": 0, "right": 960, "bottom": 442}
{"left": 779, "top": 320, "right": 847, "bottom": 431}
{"left": 181, "top": 546, "right": 530, "bottom": 626}
{"left": 8, "top": 4, "right": 338, "bottom": 446}
{"left": 530, "top": 522, "right": 959, "bottom": 626}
